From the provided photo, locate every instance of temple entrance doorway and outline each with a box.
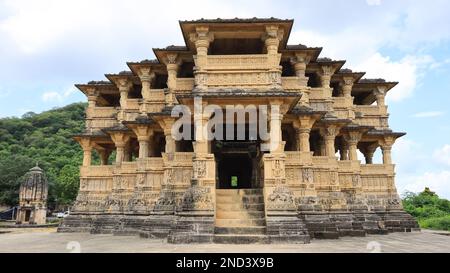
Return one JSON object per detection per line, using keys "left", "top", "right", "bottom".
{"left": 24, "top": 210, "right": 31, "bottom": 222}
{"left": 213, "top": 140, "right": 261, "bottom": 189}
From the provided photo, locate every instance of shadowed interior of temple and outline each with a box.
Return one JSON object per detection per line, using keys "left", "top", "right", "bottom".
{"left": 217, "top": 152, "right": 253, "bottom": 189}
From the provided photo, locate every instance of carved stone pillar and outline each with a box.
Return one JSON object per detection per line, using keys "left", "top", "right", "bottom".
{"left": 264, "top": 102, "right": 285, "bottom": 153}
{"left": 319, "top": 66, "right": 335, "bottom": 89}
{"left": 320, "top": 125, "right": 339, "bottom": 157}
{"left": 79, "top": 138, "right": 92, "bottom": 167}
{"left": 362, "top": 144, "right": 378, "bottom": 164}
{"left": 264, "top": 25, "right": 283, "bottom": 55}
{"left": 319, "top": 138, "right": 326, "bottom": 156}
{"left": 98, "top": 149, "right": 111, "bottom": 165}
{"left": 380, "top": 136, "right": 394, "bottom": 165}
{"left": 123, "top": 142, "right": 132, "bottom": 162}
{"left": 164, "top": 127, "right": 176, "bottom": 155}
{"left": 85, "top": 88, "right": 99, "bottom": 125}
{"left": 110, "top": 132, "right": 131, "bottom": 165}
{"left": 292, "top": 53, "right": 310, "bottom": 85}
{"left": 131, "top": 125, "right": 154, "bottom": 159}
{"left": 344, "top": 131, "right": 362, "bottom": 161}
{"left": 374, "top": 86, "right": 386, "bottom": 107}
{"left": 341, "top": 77, "right": 354, "bottom": 98}
{"left": 118, "top": 79, "right": 132, "bottom": 110}
{"left": 190, "top": 26, "right": 213, "bottom": 91}
{"left": 86, "top": 88, "right": 99, "bottom": 109}
{"left": 165, "top": 53, "right": 180, "bottom": 106}
{"left": 138, "top": 68, "right": 155, "bottom": 101}
{"left": 293, "top": 116, "right": 315, "bottom": 153}
{"left": 291, "top": 53, "right": 311, "bottom": 105}
{"left": 340, "top": 141, "right": 349, "bottom": 160}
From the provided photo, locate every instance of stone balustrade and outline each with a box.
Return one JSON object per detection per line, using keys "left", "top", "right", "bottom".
{"left": 355, "top": 105, "right": 387, "bottom": 116}
{"left": 80, "top": 177, "right": 113, "bottom": 192}
{"left": 360, "top": 175, "right": 394, "bottom": 193}
{"left": 285, "top": 151, "right": 313, "bottom": 165}
{"left": 120, "top": 161, "right": 138, "bottom": 173}
{"left": 201, "top": 54, "right": 280, "bottom": 70}
{"left": 361, "top": 164, "right": 394, "bottom": 175}
{"left": 309, "top": 87, "right": 331, "bottom": 100}
{"left": 80, "top": 165, "right": 114, "bottom": 177}
{"left": 337, "top": 160, "right": 360, "bottom": 171}
{"left": 125, "top": 99, "right": 140, "bottom": 111}
{"left": 88, "top": 107, "right": 117, "bottom": 118}
{"left": 312, "top": 156, "right": 337, "bottom": 166}
{"left": 354, "top": 115, "right": 389, "bottom": 129}
{"left": 144, "top": 89, "right": 165, "bottom": 101}
{"left": 174, "top": 78, "right": 195, "bottom": 92}
{"left": 332, "top": 97, "right": 349, "bottom": 108}
{"left": 137, "top": 157, "right": 164, "bottom": 170}
{"left": 172, "top": 152, "right": 194, "bottom": 162}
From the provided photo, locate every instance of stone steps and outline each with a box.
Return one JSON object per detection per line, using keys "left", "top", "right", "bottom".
{"left": 214, "top": 188, "right": 267, "bottom": 243}
{"left": 216, "top": 195, "right": 265, "bottom": 203}
{"left": 216, "top": 203, "right": 265, "bottom": 211}
{"left": 215, "top": 218, "right": 266, "bottom": 227}
{"left": 213, "top": 234, "right": 269, "bottom": 244}
{"left": 216, "top": 210, "right": 265, "bottom": 219}
{"left": 214, "top": 226, "right": 266, "bottom": 235}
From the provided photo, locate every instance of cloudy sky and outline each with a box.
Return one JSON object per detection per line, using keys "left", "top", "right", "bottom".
{"left": 0, "top": 0, "right": 449, "bottom": 198}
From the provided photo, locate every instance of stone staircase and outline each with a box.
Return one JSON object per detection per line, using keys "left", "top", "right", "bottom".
{"left": 214, "top": 189, "right": 269, "bottom": 244}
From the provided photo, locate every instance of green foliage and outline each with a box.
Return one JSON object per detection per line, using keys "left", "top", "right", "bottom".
{"left": 419, "top": 216, "right": 450, "bottom": 231}
{"left": 0, "top": 102, "right": 86, "bottom": 208}
{"left": 402, "top": 188, "right": 450, "bottom": 231}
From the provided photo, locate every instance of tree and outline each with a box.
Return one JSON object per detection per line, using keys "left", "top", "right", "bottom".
{"left": 402, "top": 188, "right": 450, "bottom": 231}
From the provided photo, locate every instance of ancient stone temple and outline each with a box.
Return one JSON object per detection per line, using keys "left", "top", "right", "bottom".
{"left": 16, "top": 164, "right": 48, "bottom": 225}
{"left": 59, "top": 18, "right": 419, "bottom": 243}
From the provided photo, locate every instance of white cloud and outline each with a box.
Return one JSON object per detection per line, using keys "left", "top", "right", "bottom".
{"left": 0, "top": 0, "right": 253, "bottom": 54}
{"left": 395, "top": 141, "right": 450, "bottom": 199}
{"left": 355, "top": 53, "right": 434, "bottom": 102}
{"left": 42, "top": 86, "right": 77, "bottom": 103}
{"left": 366, "top": 0, "right": 381, "bottom": 6}
{"left": 290, "top": 28, "right": 435, "bottom": 102}
{"left": 399, "top": 171, "right": 450, "bottom": 199}
{"left": 433, "top": 144, "right": 450, "bottom": 166}
{"left": 392, "top": 138, "right": 429, "bottom": 174}
{"left": 412, "top": 111, "right": 444, "bottom": 118}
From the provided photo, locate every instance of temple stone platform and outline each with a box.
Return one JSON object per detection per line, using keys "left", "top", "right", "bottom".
{"left": 1, "top": 228, "right": 449, "bottom": 253}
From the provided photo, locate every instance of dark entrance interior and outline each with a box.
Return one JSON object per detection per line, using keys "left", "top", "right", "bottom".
{"left": 217, "top": 153, "right": 253, "bottom": 189}
{"left": 214, "top": 140, "right": 261, "bottom": 189}
{"left": 24, "top": 210, "right": 31, "bottom": 222}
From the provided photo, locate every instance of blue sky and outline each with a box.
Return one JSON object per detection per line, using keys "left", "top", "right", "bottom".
{"left": 0, "top": 0, "right": 449, "bottom": 198}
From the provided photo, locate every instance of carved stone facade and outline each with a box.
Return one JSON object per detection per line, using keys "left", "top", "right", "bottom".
{"left": 59, "top": 18, "right": 419, "bottom": 243}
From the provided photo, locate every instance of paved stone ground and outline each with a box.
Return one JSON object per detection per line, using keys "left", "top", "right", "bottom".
{"left": 0, "top": 227, "right": 449, "bottom": 253}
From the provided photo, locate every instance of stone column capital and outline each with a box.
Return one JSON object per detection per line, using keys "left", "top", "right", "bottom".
{"left": 292, "top": 53, "right": 311, "bottom": 65}
{"left": 344, "top": 130, "right": 362, "bottom": 145}
{"left": 320, "top": 125, "right": 339, "bottom": 139}
{"left": 110, "top": 132, "right": 131, "bottom": 148}
{"left": 379, "top": 135, "right": 395, "bottom": 149}
{"left": 78, "top": 137, "right": 93, "bottom": 151}
{"left": 139, "top": 68, "right": 155, "bottom": 81}
{"left": 318, "top": 65, "right": 336, "bottom": 88}
{"left": 117, "top": 78, "right": 133, "bottom": 92}
{"left": 132, "top": 125, "right": 154, "bottom": 142}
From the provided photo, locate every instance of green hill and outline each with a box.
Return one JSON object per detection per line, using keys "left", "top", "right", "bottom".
{"left": 0, "top": 102, "right": 86, "bottom": 209}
